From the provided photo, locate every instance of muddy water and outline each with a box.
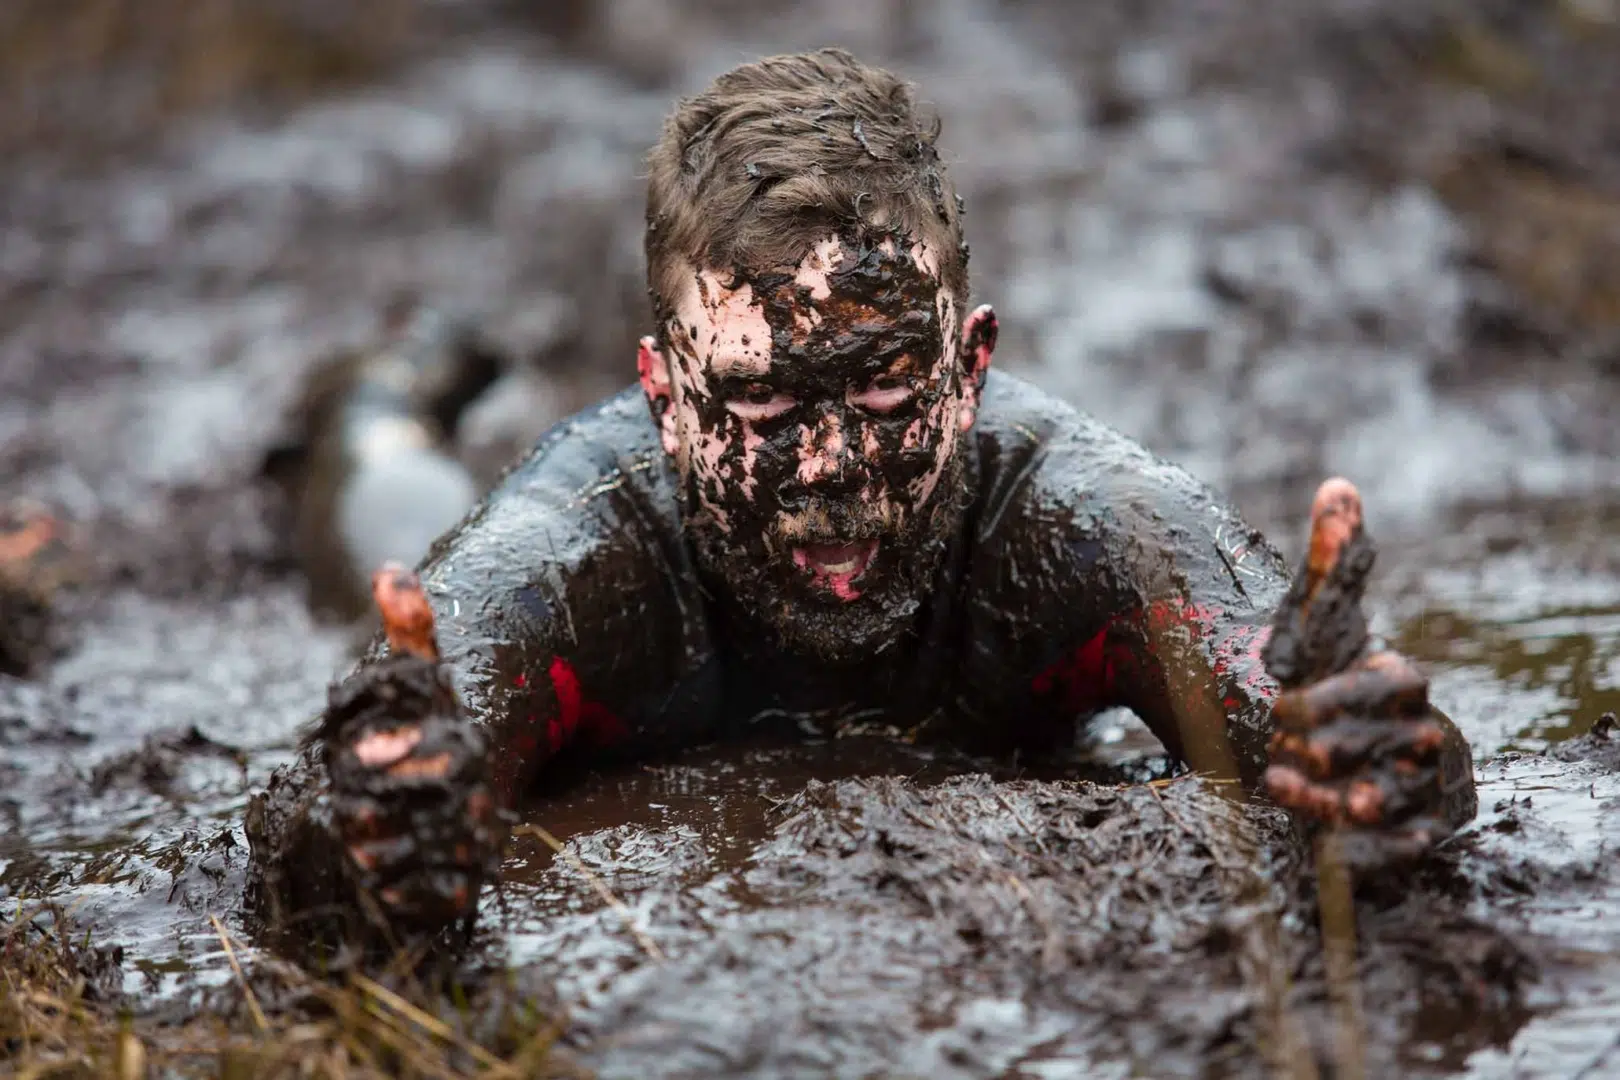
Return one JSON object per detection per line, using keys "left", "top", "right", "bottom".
{"left": 2, "top": 1, "right": 1618, "bottom": 1076}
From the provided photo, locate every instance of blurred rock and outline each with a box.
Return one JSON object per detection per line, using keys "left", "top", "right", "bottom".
{"left": 457, "top": 369, "right": 575, "bottom": 486}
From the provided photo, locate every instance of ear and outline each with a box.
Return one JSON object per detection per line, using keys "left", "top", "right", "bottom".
{"left": 957, "top": 304, "right": 997, "bottom": 432}
{"left": 637, "top": 335, "right": 681, "bottom": 457}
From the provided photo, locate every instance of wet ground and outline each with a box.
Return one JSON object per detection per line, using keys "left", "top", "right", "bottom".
{"left": 2, "top": 1, "right": 1619, "bottom": 1076}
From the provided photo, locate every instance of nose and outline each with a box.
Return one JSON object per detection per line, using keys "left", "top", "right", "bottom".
{"left": 795, "top": 412, "right": 859, "bottom": 491}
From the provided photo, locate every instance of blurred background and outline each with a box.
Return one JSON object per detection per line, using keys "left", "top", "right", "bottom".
{"left": 1, "top": 0, "right": 1616, "bottom": 747}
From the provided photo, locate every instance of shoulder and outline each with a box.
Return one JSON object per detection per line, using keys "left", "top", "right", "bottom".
{"left": 427, "top": 386, "right": 674, "bottom": 566}
{"left": 479, "top": 386, "right": 669, "bottom": 511}
{"left": 974, "top": 371, "right": 1211, "bottom": 520}
{"left": 414, "top": 386, "right": 693, "bottom": 661}
{"left": 966, "top": 370, "right": 1287, "bottom": 604}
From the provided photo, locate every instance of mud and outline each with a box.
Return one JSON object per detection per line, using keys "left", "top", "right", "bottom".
{"left": 3, "top": 1, "right": 1619, "bottom": 1077}
{"left": 511, "top": 764, "right": 1437, "bottom": 1076}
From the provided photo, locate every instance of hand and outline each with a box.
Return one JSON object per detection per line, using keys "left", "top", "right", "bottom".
{"left": 1261, "top": 479, "right": 1461, "bottom": 861}
{"left": 318, "top": 562, "right": 502, "bottom": 936}
{"left": 0, "top": 502, "right": 75, "bottom": 677}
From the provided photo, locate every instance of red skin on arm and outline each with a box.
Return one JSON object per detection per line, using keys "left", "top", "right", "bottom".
{"left": 1032, "top": 601, "right": 1274, "bottom": 721}
{"left": 496, "top": 658, "right": 632, "bottom": 795}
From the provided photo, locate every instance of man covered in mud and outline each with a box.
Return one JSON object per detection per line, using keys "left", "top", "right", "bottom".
{"left": 247, "top": 49, "right": 1477, "bottom": 947}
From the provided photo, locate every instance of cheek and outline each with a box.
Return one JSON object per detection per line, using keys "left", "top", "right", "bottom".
{"left": 862, "top": 424, "right": 881, "bottom": 459}
{"left": 685, "top": 425, "right": 732, "bottom": 531}
{"left": 685, "top": 413, "right": 776, "bottom": 528}
{"left": 739, "top": 425, "right": 763, "bottom": 500}
{"left": 906, "top": 390, "right": 966, "bottom": 505}
{"left": 690, "top": 426, "right": 729, "bottom": 482}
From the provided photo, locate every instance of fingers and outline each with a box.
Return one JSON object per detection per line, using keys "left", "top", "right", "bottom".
{"left": 332, "top": 707, "right": 486, "bottom": 796}
{"left": 1271, "top": 651, "right": 1431, "bottom": 731}
{"left": 1263, "top": 478, "right": 1458, "bottom": 856}
{"left": 1265, "top": 754, "right": 1440, "bottom": 829}
{"left": 1267, "top": 645, "right": 1445, "bottom": 831}
{"left": 372, "top": 561, "right": 438, "bottom": 661}
{"left": 1269, "top": 716, "right": 1447, "bottom": 778}
{"left": 330, "top": 711, "right": 499, "bottom": 928}
{"left": 1263, "top": 476, "right": 1377, "bottom": 687}
{"left": 1305, "top": 477, "right": 1363, "bottom": 604}
{"left": 317, "top": 563, "right": 498, "bottom": 932}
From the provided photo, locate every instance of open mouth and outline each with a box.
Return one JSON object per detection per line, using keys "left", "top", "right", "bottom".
{"left": 792, "top": 539, "right": 878, "bottom": 601}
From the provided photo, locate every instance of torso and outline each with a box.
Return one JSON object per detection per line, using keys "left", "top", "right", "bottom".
{"left": 410, "top": 370, "right": 1289, "bottom": 796}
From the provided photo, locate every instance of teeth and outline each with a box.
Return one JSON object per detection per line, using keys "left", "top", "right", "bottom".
{"left": 819, "top": 557, "right": 859, "bottom": 574}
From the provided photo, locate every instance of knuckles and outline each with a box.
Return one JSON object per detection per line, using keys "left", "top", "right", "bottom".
{"left": 322, "top": 671, "right": 502, "bottom": 930}
{"left": 1261, "top": 478, "right": 1455, "bottom": 852}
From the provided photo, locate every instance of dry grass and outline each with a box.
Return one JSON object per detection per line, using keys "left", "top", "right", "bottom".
{"left": 1, "top": 899, "right": 583, "bottom": 1080}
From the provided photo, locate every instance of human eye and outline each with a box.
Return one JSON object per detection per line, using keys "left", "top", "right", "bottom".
{"left": 724, "top": 382, "right": 797, "bottom": 422}
{"left": 850, "top": 369, "right": 915, "bottom": 414}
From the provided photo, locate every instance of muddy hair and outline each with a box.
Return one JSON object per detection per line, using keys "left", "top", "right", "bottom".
{"left": 644, "top": 48, "right": 969, "bottom": 331}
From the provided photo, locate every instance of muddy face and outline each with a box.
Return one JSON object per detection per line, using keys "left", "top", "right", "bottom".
{"left": 639, "top": 234, "right": 994, "bottom": 661}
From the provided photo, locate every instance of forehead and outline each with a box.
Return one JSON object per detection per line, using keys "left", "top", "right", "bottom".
{"left": 669, "top": 233, "right": 949, "bottom": 375}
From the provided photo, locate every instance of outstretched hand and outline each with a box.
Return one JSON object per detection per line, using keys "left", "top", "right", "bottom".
{"left": 1261, "top": 479, "right": 1462, "bottom": 861}
{"left": 318, "top": 563, "right": 502, "bottom": 935}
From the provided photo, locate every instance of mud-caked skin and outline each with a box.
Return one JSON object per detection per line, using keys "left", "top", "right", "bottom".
{"left": 1261, "top": 481, "right": 1476, "bottom": 861}
{"left": 247, "top": 365, "right": 1479, "bottom": 947}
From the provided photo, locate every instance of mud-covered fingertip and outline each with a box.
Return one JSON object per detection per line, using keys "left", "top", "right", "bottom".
{"left": 1310, "top": 477, "right": 1363, "bottom": 532}
{"left": 1305, "top": 477, "right": 1364, "bottom": 583}
{"left": 371, "top": 560, "right": 439, "bottom": 661}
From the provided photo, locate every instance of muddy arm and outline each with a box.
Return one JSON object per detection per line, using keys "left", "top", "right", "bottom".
{"left": 247, "top": 390, "right": 711, "bottom": 948}
{"left": 970, "top": 393, "right": 1294, "bottom": 787}
{"left": 392, "top": 391, "right": 715, "bottom": 796}
{"left": 1044, "top": 456, "right": 1478, "bottom": 841}
{"left": 1108, "top": 477, "right": 1475, "bottom": 829}
{"left": 1062, "top": 472, "right": 1293, "bottom": 792}
{"left": 970, "top": 384, "right": 1475, "bottom": 839}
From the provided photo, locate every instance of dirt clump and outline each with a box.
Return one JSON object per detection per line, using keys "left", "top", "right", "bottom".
{"left": 1545, "top": 711, "right": 1620, "bottom": 771}
{"left": 526, "top": 770, "right": 1541, "bottom": 1078}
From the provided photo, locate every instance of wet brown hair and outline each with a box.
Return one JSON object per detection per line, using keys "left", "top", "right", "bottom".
{"left": 644, "top": 48, "right": 969, "bottom": 331}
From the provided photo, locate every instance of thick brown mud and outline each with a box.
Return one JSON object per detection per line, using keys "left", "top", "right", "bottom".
{"left": 3, "top": 1, "right": 1620, "bottom": 1076}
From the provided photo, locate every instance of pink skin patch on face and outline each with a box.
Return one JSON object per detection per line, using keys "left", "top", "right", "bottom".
{"left": 794, "top": 236, "right": 842, "bottom": 299}
{"left": 796, "top": 413, "right": 849, "bottom": 486}
{"left": 909, "top": 239, "right": 942, "bottom": 280}
{"left": 663, "top": 270, "right": 776, "bottom": 533}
